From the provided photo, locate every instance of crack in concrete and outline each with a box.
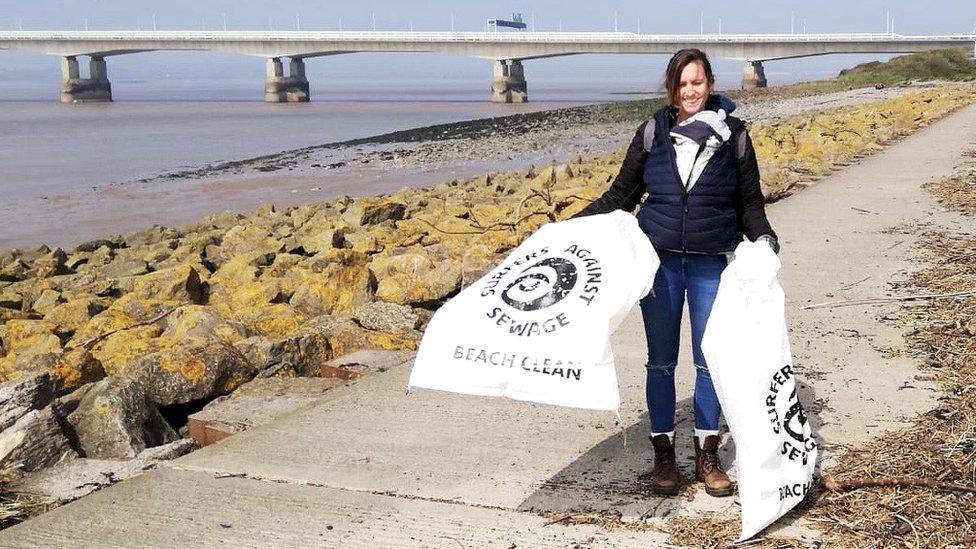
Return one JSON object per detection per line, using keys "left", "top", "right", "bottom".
{"left": 165, "top": 463, "right": 516, "bottom": 513}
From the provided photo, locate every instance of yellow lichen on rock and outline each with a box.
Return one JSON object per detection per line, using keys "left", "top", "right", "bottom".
{"left": 49, "top": 348, "right": 106, "bottom": 392}
{"left": 131, "top": 263, "right": 203, "bottom": 304}
{"left": 288, "top": 263, "right": 376, "bottom": 316}
{"left": 90, "top": 325, "right": 163, "bottom": 376}
{"left": 323, "top": 319, "right": 419, "bottom": 357}
{"left": 237, "top": 303, "right": 306, "bottom": 339}
{"left": 747, "top": 85, "right": 976, "bottom": 199}
{"left": 93, "top": 397, "right": 112, "bottom": 417}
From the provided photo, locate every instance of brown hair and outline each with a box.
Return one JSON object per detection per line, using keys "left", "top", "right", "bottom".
{"left": 665, "top": 48, "right": 714, "bottom": 107}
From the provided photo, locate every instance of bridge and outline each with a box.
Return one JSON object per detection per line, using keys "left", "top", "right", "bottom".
{"left": 1, "top": 31, "right": 973, "bottom": 103}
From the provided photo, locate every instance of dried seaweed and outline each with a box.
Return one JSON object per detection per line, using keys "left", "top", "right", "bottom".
{"left": 925, "top": 170, "right": 976, "bottom": 216}
{"left": 808, "top": 173, "right": 976, "bottom": 548}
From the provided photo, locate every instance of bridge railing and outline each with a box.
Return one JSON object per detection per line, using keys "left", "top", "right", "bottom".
{"left": 0, "top": 31, "right": 974, "bottom": 44}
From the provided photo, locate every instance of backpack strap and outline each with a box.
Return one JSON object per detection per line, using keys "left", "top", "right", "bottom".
{"left": 727, "top": 116, "right": 748, "bottom": 160}
{"left": 642, "top": 117, "right": 656, "bottom": 152}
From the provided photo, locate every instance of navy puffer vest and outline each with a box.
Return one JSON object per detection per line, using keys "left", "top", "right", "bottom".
{"left": 635, "top": 108, "right": 743, "bottom": 254}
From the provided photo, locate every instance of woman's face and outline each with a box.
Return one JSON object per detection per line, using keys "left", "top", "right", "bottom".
{"left": 675, "top": 61, "right": 714, "bottom": 120}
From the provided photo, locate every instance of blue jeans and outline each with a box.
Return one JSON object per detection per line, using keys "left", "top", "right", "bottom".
{"left": 640, "top": 250, "right": 727, "bottom": 434}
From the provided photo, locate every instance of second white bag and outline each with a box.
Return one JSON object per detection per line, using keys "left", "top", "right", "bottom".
{"left": 701, "top": 241, "right": 818, "bottom": 541}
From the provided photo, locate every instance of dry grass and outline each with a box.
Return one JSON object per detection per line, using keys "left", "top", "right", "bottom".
{"left": 0, "top": 465, "right": 54, "bottom": 529}
{"left": 925, "top": 170, "right": 976, "bottom": 215}
{"left": 543, "top": 510, "right": 662, "bottom": 533}
{"left": 807, "top": 174, "right": 976, "bottom": 548}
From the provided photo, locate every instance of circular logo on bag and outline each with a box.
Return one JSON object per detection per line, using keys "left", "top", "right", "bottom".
{"left": 765, "top": 364, "right": 817, "bottom": 466}
{"left": 478, "top": 244, "right": 605, "bottom": 338}
{"left": 501, "top": 257, "right": 577, "bottom": 311}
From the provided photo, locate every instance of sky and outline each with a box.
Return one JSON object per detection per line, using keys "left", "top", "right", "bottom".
{"left": 0, "top": 1, "right": 974, "bottom": 89}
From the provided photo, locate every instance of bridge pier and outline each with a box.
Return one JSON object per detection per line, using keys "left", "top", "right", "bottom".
{"left": 491, "top": 60, "right": 528, "bottom": 103}
{"left": 60, "top": 55, "right": 112, "bottom": 103}
{"left": 741, "top": 60, "right": 768, "bottom": 90}
{"left": 265, "top": 57, "right": 310, "bottom": 103}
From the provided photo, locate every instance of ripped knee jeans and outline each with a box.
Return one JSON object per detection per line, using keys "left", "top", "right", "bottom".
{"left": 640, "top": 250, "right": 726, "bottom": 433}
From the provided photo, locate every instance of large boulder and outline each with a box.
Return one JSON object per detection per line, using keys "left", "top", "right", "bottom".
{"left": 2, "top": 348, "right": 105, "bottom": 394}
{"left": 30, "top": 289, "right": 62, "bottom": 316}
{"left": 159, "top": 305, "right": 251, "bottom": 346}
{"left": 288, "top": 264, "right": 376, "bottom": 317}
{"left": 100, "top": 257, "right": 150, "bottom": 279}
{"left": 210, "top": 256, "right": 259, "bottom": 285}
{"left": 0, "top": 372, "right": 54, "bottom": 431}
{"left": 2, "top": 319, "right": 60, "bottom": 351}
{"left": 88, "top": 325, "right": 162, "bottom": 377}
{"left": 73, "top": 238, "right": 122, "bottom": 253}
{"left": 234, "top": 326, "right": 332, "bottom": 377}
{"left": 304, "top": 316, "right": 418, "bottom": 358}
{"left": 0, "top": 319, "right": 62, "bottom": 374}
{"left": 140, "top": 241, "right": 177, "bottom": 266}
{"left": 44, "top": 297, "right": 108, "bottom": 335}
{"left": 0, "top": 406, "right": 77, "bottom": 473}
{"left": 64, "top": 377, "right": 178, "bottom": 459}
{"left": 459, "top": 243, "right": 500, "bottom": 288}
{"left": 32, "top": 248, "right": 70, "bottom": 278}
{"left": 118, "top": 339, "right": 256, "bottom": 406}
{"left": 130, "top": 264, "right": 203, "bottom": 304}
{"left": 291, "top": 225, "right": 346, "bottom": 255}
{"left": 0, "top": 258, "right": 30, "bottom": 283}
{"left": 263, "top": 253, "right": 304, "bottom": 278}
{"left": 372, "top": 249, "right": 462, "bottom": 305}
{"left": 341, "top": 199, "right": 406, "bottom": 227}
{"left": 342, "top": 230, "right": 383, "bottom": 255}
{"left": 235, "top": 303, "right": 306, "bottom": 340}
{"left": 123, "top": 225, "right": 176, "bottom": 248}
{"left": 208, "top": 277, "right": 284, "bottom": 323}
{"left": 211, "top": 224, "right": 284, "bottom": 264}
{"left": 353, "top": 301, "right": 419, "bottom": 334}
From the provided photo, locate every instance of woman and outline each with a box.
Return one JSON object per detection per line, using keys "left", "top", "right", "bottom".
{"left": 576, "top": 49, "right": 778, "bottom": 497}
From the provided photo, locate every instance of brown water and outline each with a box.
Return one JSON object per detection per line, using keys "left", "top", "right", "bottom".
{"left": 0, "top": 97, "right": 595, "bottom": 250}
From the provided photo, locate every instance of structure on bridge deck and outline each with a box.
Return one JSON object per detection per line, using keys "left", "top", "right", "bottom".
{"left": 1, "top": 31, "right": 973, "bottom": 104}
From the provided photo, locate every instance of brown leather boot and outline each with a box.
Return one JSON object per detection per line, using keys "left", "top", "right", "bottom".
{"left": 694, "top": 435, "right": 735, "bottom": 497}
{"left": 649, "top": 434, "right": 680, "bottom": 496}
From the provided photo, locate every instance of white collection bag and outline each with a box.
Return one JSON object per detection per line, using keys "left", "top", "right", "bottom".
{"left": 409, "top": 211, "right": 658, "bottom": 412}
{"left": 701, "top": 241, "right": 818, "bottom": 541}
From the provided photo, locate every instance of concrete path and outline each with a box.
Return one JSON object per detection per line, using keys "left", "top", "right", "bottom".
{"left": 4, "top": 102, "right": 976, "bottom": 548}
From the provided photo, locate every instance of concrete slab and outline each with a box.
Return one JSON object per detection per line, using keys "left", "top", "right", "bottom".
{"left": 0, "top": 467, "right": 672, "bottom": 548}
{"left": 186, "top": 377, "right": 349, "bottom": 446}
